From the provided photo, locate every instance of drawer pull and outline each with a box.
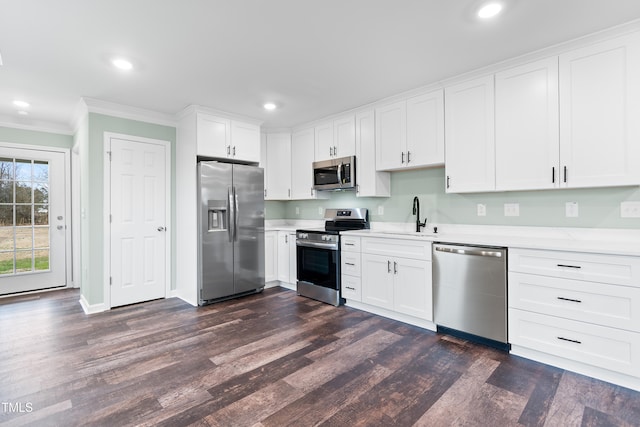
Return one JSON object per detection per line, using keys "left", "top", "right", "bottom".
{"left": 344, "top": 243, "right": 355, "bottom": 246}
{"left": 345, "top": 262, "right": 355, "bottom": 266}
{"left": 557, "top": 264, "right": 581, "bottom": 269}
{"left": 557, "top": 296, "right": 582, "bottom": 303}
{"left": 557, "top": 336, "right": 582, "bottom": 345}
{"left": 345, "top": 286, "right": 356, "bottom": 291}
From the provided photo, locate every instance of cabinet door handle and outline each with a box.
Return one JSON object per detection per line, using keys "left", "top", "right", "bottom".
{"left": 552, "top": 167, "right": 555, "bottom": 184}
{"left": 227, "top": 145, "right": 231, "bottom": 156}
{"left": 344, "top": 243, "right": 355, "bottom": 246}
{"left": 563, "top": 166, "right": 568, "bottom": 183}
{"left": 446, "top": 176, "right": 450, "bottom": 189}
{"left": 345, "top": 262, "right": 355, "bottom": 266}
{"left": 557, "top": 264, "right": 581, "bottom": 269}
{"left": 334, "top": 146, "right": 337, "bottom": 156}
{"left": 345, "top": 286, "right": 356, "bottom": 291}
{"left": 329, "top": 147, "right": 333, "bottom": 157}
{"left": 357, "top": 184, "right": 360, "bottom": 194}
{"left": 401, "top": 152, "right": 405, "bottom": 164}
{"left": 285, "top": 234, "right": 288, "bottom": 243}
{"left": 233, "top": 146, "right": 236, "bottom": 156}
{"left": 557, "top": 336, "right": 581, "bottom": 345}
{"left": 288, "top": 189, "right": 291, "bottom": 198}
{"left": 311, "top": 187, "right": 314, "bottom": 196}
{"left": 407, "top": 151, "right": 411, "bottom": 164}
{"left": 393, "top": 261, "right": 398, "bottom": 274}
{"left": 387, "top": 260, "right": 391, "bottom": 273}
{"left": 557, "top": 296, "right": 582, "bottom": 303}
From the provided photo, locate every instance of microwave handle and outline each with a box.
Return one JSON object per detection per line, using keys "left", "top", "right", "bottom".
{"left": 337, "top": 162, "right": 343, "bottom": 184}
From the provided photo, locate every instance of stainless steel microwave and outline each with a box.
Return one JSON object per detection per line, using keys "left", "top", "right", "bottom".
{"left": 312, "top": 155, "right": 356, "bottom": 191}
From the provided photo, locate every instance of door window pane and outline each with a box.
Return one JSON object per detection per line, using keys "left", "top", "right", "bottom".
{"left": 34, "top": 183, "right": 48, "bottom": 203}
{"left": 33, "top": 161, "right": 48, "bottom": 182}
{"left": 34, "top": 226, "right": 49, "bottom": 249}
{"left": 35, "top": 204, "right": 48, "bottom": 225}
{"left": 16, "top": 205, "right": 32, "bottom": 226}
{"left": 0, "top": 182, "right": 13, "bottom": 203}
{"left": 0, "top": 205, "right": 12, "bottom": 226}
{"left": 14, "top": 159, "right": 31, "bottom": 181}
{"left": 15, "top": 227, "right": 33, "bottom": 250}
{"left": 0, "top": 158, "right": 14, "bottom": 180}
{"left": 34, "top": 249, "right": 49, "bottom": 271}
{"left": 0, "top": 252, "right": 13, "bottom": 275}
{"left": 15, "top": 182, "right": 32, "bottom": 203}
{"left": 0, "top": 226, "right": 13, "bottom": 251}
{"left": 15, "top": 250, "right": 33, "bottom": 272}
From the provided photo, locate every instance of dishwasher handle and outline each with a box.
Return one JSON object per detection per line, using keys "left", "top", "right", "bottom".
{"left": 434, "top": 245, "right": 504, "bottom": 258}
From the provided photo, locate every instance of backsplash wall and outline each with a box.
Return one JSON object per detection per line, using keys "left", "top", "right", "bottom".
{"left": 266, "top": 168, "right": 640, "bottom": 229}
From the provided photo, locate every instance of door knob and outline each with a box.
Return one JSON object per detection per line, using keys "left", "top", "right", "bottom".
{"left": 57, "top": 225, "right": 64, "bottom": 230}
{"left": 157, "top": 226, "right": 166, "bottom": 232}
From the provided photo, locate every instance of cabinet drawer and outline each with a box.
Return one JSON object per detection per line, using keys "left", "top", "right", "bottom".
{"left": 509, "top": 272, "right": 640, "bottom": 332}
{"left": 341, "top": 252, "right": 361, "bottom": 277}
{"left": 341, "top": 236, "right": 361, "bottom": 252}
{"left": 509, "top": 248, "right": 640, "bottom": 286}
{"left": 362, "top": 237, "right": 431, "bottom": 261}
{"left": 342, "top": 275, "right": 361, "bottom": 302}
{"left": 509, "top": 308, "right": 640, "bottom": 377}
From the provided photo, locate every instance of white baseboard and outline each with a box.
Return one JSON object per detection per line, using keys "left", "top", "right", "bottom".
{"left": 345, "top": 300, "right": 437, "bottom": 332}
{"left": 79, "top": 294, "right": 108, "bottom": 314}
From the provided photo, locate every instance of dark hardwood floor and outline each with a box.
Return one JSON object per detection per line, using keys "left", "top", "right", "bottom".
{"left": 1, "top": 287, "right": 639, "bottom": 426}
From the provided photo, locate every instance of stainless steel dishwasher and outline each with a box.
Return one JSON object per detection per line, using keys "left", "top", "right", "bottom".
{"left": 432, "top": 243, "right": 509, "bottom": 350}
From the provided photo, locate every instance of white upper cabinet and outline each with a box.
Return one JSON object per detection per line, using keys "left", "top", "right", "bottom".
{"left": 375, "top": 89, "right": 444, "bottom": 171}
{"left": 445, "top": 75, "right": 496, "bottom": 193}
{"left": 376, "top": 100, "right": 406, "bottom": 170}
{"left": 495, "top": 57, "right": 560, "bottom": 191}
{"left": 264, "top": 133, "right": 291, "bottom": 200}
{"left": 196, "top": 113, "right": 260, "bottom": 163}
{"left": 333, "top": 114, "right": 356, "bottom": 158}
{"left": 291, "top": 128, "right": 328, "bottom": 200}
{"left": 315, "top": 115, "right": 356, "bottom": 161}
{"left": 559, "top": 32, "right": 640, "bottom": 188}
{"left": 197, "top": 114, "right": 230, "bottom": 159}
{"left": 355, "top": 110, "right": 390, "bottom": 197}
{"left": 231, "top": 121, "right": 260, "bottom": 163}
{"left": 314, "top": 121, "right": 334, "bottom": 161}
{"left": 406, "top": 90, "right": 445, "bottom": 166}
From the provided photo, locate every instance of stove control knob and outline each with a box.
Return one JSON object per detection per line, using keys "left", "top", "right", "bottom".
{"left": 299, "top": 233, "right": 308, "bottom": 239}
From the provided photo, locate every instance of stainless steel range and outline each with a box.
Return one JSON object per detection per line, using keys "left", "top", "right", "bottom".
{"left": 296, "top": 208, "right": 369, "bottom": 306}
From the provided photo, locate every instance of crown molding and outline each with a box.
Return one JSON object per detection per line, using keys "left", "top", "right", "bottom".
{"left": 176, "top": 104, "right": 263, "bottom": 126}
{"left": 0, "top": 115, "right": 74, "bottom": 136}
{"left": 81, "top": 97, "right": 178, "bottom": 128}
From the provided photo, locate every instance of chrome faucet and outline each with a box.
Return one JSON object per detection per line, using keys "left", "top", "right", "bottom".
{"left": 412, "top": 196, "right": 427, "bottom": 232}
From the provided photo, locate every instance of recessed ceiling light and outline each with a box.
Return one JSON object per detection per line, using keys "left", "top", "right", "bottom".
{"left": 263, "top": 103, "right": 277, "bottom": 111}
{"left": 112, "top": 58, "right": 133, "bottom": 71}
{"left": 17, "top": 110, "right": 28, "bottom": 116}
{"left": 477, "top": 2, "right": 503, "bottom": 19}
{"left": 13, "top": 100, "right": 30, "bottom": 108}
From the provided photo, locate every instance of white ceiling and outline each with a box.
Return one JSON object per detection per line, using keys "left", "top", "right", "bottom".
{"left": 1, "top": 0, "right": 640, "bottom": 132}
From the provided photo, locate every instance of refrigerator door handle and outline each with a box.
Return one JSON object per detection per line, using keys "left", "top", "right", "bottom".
{"left": 233, "top": 186, "right": 239, "bottom": 242}
{"left": 227, "top": 186, "right": 234, "bottom": 243}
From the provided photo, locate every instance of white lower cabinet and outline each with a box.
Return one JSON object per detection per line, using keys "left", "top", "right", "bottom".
{"left": 358, "top": 237, "right": 432, "bottom": 321}
{"left": 341, "top": 236, "right": 362, "bottom": 302}
{"left": 276, "top": 231, "right": 297, "bottom": 288}
{"left": 509, "top": 247, "right": 640, "bottom": 391}
{"left": 265, "top": 231, "right": 277, "bottom": 283}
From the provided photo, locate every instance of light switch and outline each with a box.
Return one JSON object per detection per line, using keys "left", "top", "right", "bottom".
{"left": 378, "top": 205, "right": 384, "bottom": 215}
{"left": 621, "top": 201, "right": 640, "bottom": 218}
{"left": 295, "top": 207, "right": 300, "bottom": 215}
{"left": 318, "top": 207, "right": 323, "bottom": 216}
{"left": 477, "top": 204, "right": 487, "bottom": 217}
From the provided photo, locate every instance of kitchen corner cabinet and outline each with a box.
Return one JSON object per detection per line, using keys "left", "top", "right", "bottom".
{"left": 355, "top": 110, "right": 390, "bottom": 197}
{"left": 315, "top": 115, "right": 356, "bottom": 162}
{"left": 265, "top": 231, "right": 277, "bottom": 283}
{"left": 444, "top": 76, "right": 495, "bottom": 193}
{"left": 291, "top": 128, "right": 329, "bottom": 200}
{"left": 495, "top": 57, "right": 560, "bottom": 191}
{"left": 264, "top": 133, "right": 292, "bottom": 200}
{"left": 376, "top": 90, "right": 444, "bottom": 171}
{"left": 360, "top": 237, "right": 432, "bottom": 320}
{"left": 558, "top": 32, "right": 640, "bottom": 188}
{"left": 196, "top": 113, "right": 260, "bottom": 163}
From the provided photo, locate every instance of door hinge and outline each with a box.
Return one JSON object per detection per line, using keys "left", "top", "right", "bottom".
{"left": 109, "top": 276, "right": 112, "bottom": 285}
{"left": 107, "top": 151, "right": 112, "bottom": 161}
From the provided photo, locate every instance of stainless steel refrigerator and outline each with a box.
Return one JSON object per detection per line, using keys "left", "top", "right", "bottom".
{"left": 198, "top": 161, "right": 265, "bottom": 305}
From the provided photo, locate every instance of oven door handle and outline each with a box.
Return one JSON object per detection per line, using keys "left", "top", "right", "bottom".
{"left": 296, "top": 241, "right": 339, "bottom": 250}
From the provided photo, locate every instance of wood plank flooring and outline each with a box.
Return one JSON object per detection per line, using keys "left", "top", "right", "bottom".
{"left": 1, "top": 287, "right": 639, "bottom": 426}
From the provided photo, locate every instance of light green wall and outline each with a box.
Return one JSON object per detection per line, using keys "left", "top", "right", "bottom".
{"left": 281, "top": 168, "right": 640, "bottom": 229}
{"left": 0, "top": 126, "right": 73, "bottom": 148}
{"left": 265, "top": 201, "right": 286, "bottom": 219}
{"left": 81, "top": 113, "right": 176, "bottom": 305}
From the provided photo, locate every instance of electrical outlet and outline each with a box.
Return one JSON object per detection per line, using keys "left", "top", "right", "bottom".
{"left": 504, "top": 203, "right": 520, "bottom": 217}
{"left": 565, "top": 202, "right": 579, "bottom": 218}
{"left": 318, "top": 207, "right": 323, "bottom": 216}
{"left": 621, "top": 201, "right": 640, "bottom": 218}
{"left": 378, "top": 205, "right": 384, "bottom": 215}
{"left": 295, "top": 207, "right": 300, "bottom": 215}
{"left": 477, "top": 204, "right": 487, "bottom": 217}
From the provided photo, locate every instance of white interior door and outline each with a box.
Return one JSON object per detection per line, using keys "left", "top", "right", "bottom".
{"left": 109, "top": 136, "right": 167, "bottom": 307}
{"left": 0, "top": 147, "right": 67, "bottom": 295}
